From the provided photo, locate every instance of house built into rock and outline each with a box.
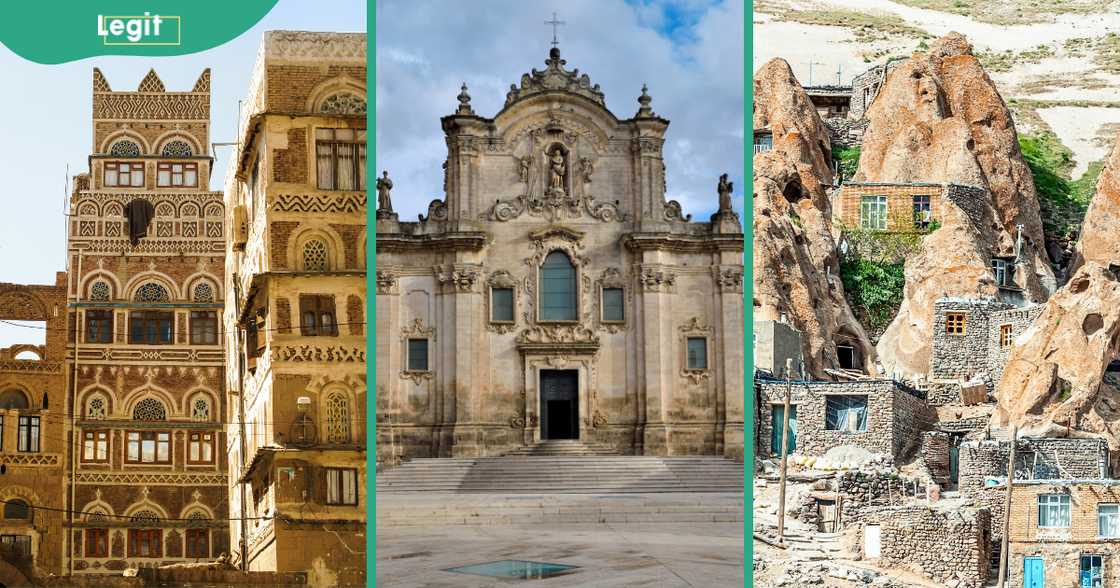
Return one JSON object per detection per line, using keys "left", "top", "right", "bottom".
{"left": 376, "top": 47, "right": 745, "bottom": 461}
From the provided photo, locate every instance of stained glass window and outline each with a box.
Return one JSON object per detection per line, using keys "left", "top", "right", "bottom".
{"left": 193, "top": 283, "right": 214, "bottom": 303}
{"left": 134, "top": 283, "right": 170, "bottom": 303}
{"left": 87, "top": 396, "right": 107, "bottom": 419}
{"left": 160, "top": 140, "right": 193, "bottom": 158}
{"left": 325, "top": 392, "right": 351, "bottom": 444}
{"left": 191, "top": 397, "right": 210, "bottom": 421}
{"left": 89, "top": 281, "right": 111, "bottom": 301}
{"left": 110, "top": 140, "right": 141, "bottom": 157}
{"left": 319, "top": 92, "right": 367, "bottom": 115}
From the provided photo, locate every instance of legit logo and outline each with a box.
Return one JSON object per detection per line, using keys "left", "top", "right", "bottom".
{"left": 97, "top": 13, "right": 181, "bottom": 46}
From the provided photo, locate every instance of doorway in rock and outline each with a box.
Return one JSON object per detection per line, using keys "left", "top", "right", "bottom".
{"left": 540, "top": 370, "right": 579, "bottom": 440}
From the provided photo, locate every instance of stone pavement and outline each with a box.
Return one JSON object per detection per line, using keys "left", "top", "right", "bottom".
{"left": 376, "top": 521, "right": 744, "bottom": 587}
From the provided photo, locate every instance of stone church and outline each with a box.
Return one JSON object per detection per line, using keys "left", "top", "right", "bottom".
{"left": 376, "top": 47, "right": 744, "bottom": 462}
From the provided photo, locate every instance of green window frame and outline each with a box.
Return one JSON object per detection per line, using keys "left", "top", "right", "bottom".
{"left": 601, "top": 288, "right": 624, "bottom": 322}
{"left": 540, "top": 251, "right": 577, "bottom": 321}
{"left": 491, "top": 287, "right": 514, "bottom": 323}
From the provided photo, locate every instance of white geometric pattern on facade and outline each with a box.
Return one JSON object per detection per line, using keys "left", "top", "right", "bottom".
{"left": 89, "top": 281, "right": 111, "bottom": 301}
{"left": 135, "top": 282, "right": 170, "bottom": 302}
{"left": 325, "top": 391, "right": 351, "bottom": 443}
{"left": 193, "top": 282, "right": 214, "bottom": 303}
{"left": 133, "top": 398, "right": 167, "bottom": 421}
{"left": 191, "top": 396, "right": 210, "bottom": 421}
{"left": 319, "top": 92, "right": 367, "bottom": 115}
{"left": 87, "top": 396, "right": 107, "bottom": 419}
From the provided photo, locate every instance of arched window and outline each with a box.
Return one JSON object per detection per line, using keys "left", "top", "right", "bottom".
{"left": 134, "top": 283, "right": 170, "bottom": 303}
{"left": 161, "top": 140, "right": 193, "bottom": 158}
{"left": 319, "top": 92, "right": 367, "bottom": 115}
{"left": 302, "top": 239, "right": 329, "bottom": 272}
{"left": 192, "top": 282, "right": 214, "bottom": 303}
{"left": 87, "top": 395, "right": 108, "bottom": 419}
{"left": 133, "top": 398, "right": 167, "bottom": 421}
{"left": 540, "top": 251, "right": 577, "bottom": 321}
{"left": 4, "top": 499, "right": 30, "bottom": 519}
{"left": 0, "top": 390, "right": 29, "bottom": 409}
{"left": 325, "top": 392, "right": 351, "bottom": 444}
{"left": 89, "top": 281, "right": 111, "bottom": 301}
{"left": 130, "top": 509, "right": 159, "bottom": 524}
{"left": 191, "top": 396, "right": 210, "bottom": 421}
{"left": 110, "top": 139, "right": 141, "bottom": 157}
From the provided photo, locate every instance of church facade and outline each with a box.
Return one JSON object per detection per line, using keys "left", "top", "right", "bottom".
{"left": 376, "top": 48, "right": 744, "bottom": 462}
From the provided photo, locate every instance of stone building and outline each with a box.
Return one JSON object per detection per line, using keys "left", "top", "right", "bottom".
{"left": 222, "top": 31, "right": 367, "bottom": 587}
{"left": 752, "top": 320, "right": 804, "bottom": 379}
{"left": 1005, "top": 480, "right": 1120, "bottom": 587}
{"left": 755, "top": 377, "right": 932, "bottom": 461}
{"left": 0, "top": 277, "right": 68, "bottom": 580}
{"left": 859, "top": 505, "right": 991, "bottom": 588}
{"left": 64, "top": 68, "right": 230, "bottom": 576}
{"left": 375, "top": 47, "right": 744, "bottom": 461}
{"left": 848, "top": 58, "right": 905, "bottom": 121}
{"left": 956, "top": 437, "right": 1109, "bottom": 498}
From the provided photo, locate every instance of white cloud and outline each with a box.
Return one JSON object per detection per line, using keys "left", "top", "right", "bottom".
{"left": 375, "top": 0, "right": 744, "bottom": 220}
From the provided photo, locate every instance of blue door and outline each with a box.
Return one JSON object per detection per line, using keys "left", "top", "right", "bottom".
{"left": 770, "top": 405, "right": 796, "bottom": 456}
{"left": 1023, "top": 557, "right": 1044, "bottom": 588}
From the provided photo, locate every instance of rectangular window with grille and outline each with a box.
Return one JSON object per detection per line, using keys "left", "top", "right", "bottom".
{"left": 945, "top": 312, "right": 966, "bottom": 335}
{"left": 601, "top": 288, "right": 624, "bottom": 322}
{"left": 0, "top": 535, "right": 31, "bottom": 558}
{"left": 128, "top": 529, "right": 162, "bottom": 558}
{"left": 104, "top": 161, "right": 145, "bottom": 187}
{"left": 82, "top": 430, "right": 109, "bottom": 462}
{"left": 326, "top": 467, "right": 359, "bottom": 505}
{"left": 157, "top": 162, "right": 198, "bottom": 187}
{"left": 686, "top": 337, "right": 708, "bottom": 370}
{"left": 912, "top": 195, "right": 932, "bottom": 229}
{"left": 299, "top": 295, "right": 338, "bottom": 336}
{"left": 187, "top": 431, "right": 214, "bottom": 464}
{"left": 190, "top": 311, "right": 218, "bottom": 345}
{"left": 126, "top": 431, "right": 171, "bottom": 464}
{"left": 407, "top": 338, "right": 429, "bottom": 371}
{"left": 85, "top": 310, "right": 113, "bottom": 343}
{"left": 17, "top": 416, "right": 39, "bottom": 452}
{"left": 315, "top": 128, "right": 367, "bottom": 191}
{"left": 1000, "top": 324, "right": 1014, "bottom": 348}
{"left": 129, "top": 311, "right": 173, "bottom": 345}
{"left": 85, "top": 528, "right": 108, "bottom": 557}
{"left": 1038, "top": 494, "right": 1071, "bottom": 528}
{"left": 491, "top": 287, "right": 514, "bottom": 322}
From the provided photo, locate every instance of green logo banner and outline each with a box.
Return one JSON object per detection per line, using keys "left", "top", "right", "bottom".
{"left": 0, "top": 1, "right": 279, "bottom": 64}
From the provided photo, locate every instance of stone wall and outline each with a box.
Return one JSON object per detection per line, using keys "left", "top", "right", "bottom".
{"left": 958, "top": 438, "right": 1109, "bottom": 498}
{"left": 757, "top": 379, "right": 931, "bottom": 462}
{"left": 930, "top": 298, "right": 1014, "bottom": 381}
{"left": 849, "top": 58, "right": 905, "bottom": 120}
{"left": 921, "top": 431, "right": 951, "bottom": 485}
{"left": 986, "top": 305, "right": 1043, "bottom": 384}
{"left": 861, "top": 506, "right": 991, "bottom": 588}
{"left": 838, "top": 470, "right": 924, "bottom": 523}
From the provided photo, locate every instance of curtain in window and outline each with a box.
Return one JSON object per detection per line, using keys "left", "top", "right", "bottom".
{"left": 336, "top": 142, "right": 355, "bottom": 191}
{"left": 316, "top": 141, "right": 335, "bottom": 190}
{"left": 1100, "top": 505, "right": 1120, "bottom": 537}
{"left": 826, "top": 396, "right": 868, "bottom": 431}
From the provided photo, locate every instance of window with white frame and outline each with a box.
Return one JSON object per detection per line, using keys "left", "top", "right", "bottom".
{"left": 1038, "top": 493, "right": 1071, "bottom": 528}
{"left": 1100, "top": 504, "right": 1120, "bottom": 538}
{"left": 325, "top": 467, "right": 359, "bottom": 505}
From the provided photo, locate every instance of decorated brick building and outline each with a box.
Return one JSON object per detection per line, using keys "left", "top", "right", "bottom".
{"left": 375, "top": 47, "right": 745, "bottom": 461}
{"left": 64, "top": 68, "right": 230, "bottom": 575}
{"left": 223, "top": 31, "right": 367, "bottom": 586}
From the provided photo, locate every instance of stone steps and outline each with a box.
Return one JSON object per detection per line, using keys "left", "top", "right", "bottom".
{"left": 503, "top": 439, "right": 621, "bottom": 456}
{"left": 377, "top": 455, "right": 744, "bottom": 494}
{"left": 376, "top": 492, "right": 744, "bottom": 527}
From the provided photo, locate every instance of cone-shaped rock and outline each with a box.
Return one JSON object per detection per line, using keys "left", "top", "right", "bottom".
{"left": 857, "top": 32, "right": 1055, "bottom": 378}
{"left": 754, "top": 58, "right": 875, "bottom": 377}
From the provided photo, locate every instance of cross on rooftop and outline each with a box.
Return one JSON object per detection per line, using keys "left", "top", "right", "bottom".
{"left": 545, "top": 12, "right": 565, "bottom": 48}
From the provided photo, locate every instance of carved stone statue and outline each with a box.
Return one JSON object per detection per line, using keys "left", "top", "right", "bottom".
{"left": 518, "top": 156, "right": 531, "bottom": 183}
{"left": 717, "top": 173, "right": 733, "bottom": 212}
{"left": 579, "top": 157, "right": 594, "bottom": 183}
{"left": 377, "top": 171, "right": 394, "bottom": 212}
{"left": 548, "top": 147, "right": 566, "bottom": 194}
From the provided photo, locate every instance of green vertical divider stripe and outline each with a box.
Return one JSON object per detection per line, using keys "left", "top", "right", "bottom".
{"left": 367, "top": 2, "right": 377, "bottom": 586}
{"left": 743, "top": 0, "right": 754, "bottom": 584}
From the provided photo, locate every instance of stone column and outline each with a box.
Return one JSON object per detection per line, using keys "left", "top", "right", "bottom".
{"left": 436, "top": 263, "right": 484, "bottom": 456}
{"left": 715, "top": 264, "right": 745, "bottom": 460}
{"left": 637, "top": 261, "right": 675, "bottom": 454}
{"left": 441, "top": 118, "right": 487, "bottom": 231}
{"left": 629, "top": 120, "right": 669, "bottom": 232}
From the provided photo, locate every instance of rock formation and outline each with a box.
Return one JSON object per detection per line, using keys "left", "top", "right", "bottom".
{"left": 856, "top": 32, "right": 1056, "bottom": 378}
{"left": 754, "top": 58, "right": 875, "bottom": 377}
{"left": 993, "top": 131, "right": 1120, "bottom": 447}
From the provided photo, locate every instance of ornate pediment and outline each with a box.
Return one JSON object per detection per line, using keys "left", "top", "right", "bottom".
{"left": 504, "top": 48, "right": 605, "bottom": 109}
{"left": 516, "top": 325, "right": 600, "bottom": 355}
{"left": 529, "top": 225, "right": 585, "bottom": 244}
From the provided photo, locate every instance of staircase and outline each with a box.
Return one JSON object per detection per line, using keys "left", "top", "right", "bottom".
{"left": 376, "top": 454, "right": 744, "bottom": 494}
{"left": 503, "top": 439, "right": 620, "bottom": 456}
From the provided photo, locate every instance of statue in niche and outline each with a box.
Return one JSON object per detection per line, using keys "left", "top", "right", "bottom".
{"left": 518, "top": 155, "right": 531, "bottom": 183}
{"left": 580, "top": 157, "right": 594, "bottom": 183}
{"left": 717, "top": 173, "right": 733, "bottom": 212}
{"left": 548, "top": 147, "right": 566, "bottom": 195}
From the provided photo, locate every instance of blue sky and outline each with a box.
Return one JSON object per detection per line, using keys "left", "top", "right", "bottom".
{"left": 376, "top": 0, "right": 744, "bottom": 222}
{"left": 0, "top": 1, "right": 365, "bottom": 346}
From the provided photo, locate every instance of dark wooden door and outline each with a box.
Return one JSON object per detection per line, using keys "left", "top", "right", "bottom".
{"left": 541, "top": 370, "right": 578, "bottom": 439}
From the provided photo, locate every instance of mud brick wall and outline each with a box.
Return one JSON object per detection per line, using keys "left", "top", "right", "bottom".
{"left": 757, "top": 379, "right": 931, "bottom": 462}
{"left": 862, "top": 506, "right": 991, "bottom": 588}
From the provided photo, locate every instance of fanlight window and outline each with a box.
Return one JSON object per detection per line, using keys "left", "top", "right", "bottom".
{"left": 319, "top": 92, "right": 367, "bottom": 115}
{"left": 191, "top": 397, "right": 210, "bottom": 421}
{"left": 110, "top": 140, "right": 141, "bottom": 157}
{"left": 302, "top": 239, "right": 329, "bottom": 272}
{"left": 4, "top": 500, "right": 30, "bottom": 519}
{"left": 130, "top": 510, "right": 160, "bottom": 524}
{"left": 133, "top": 398, "right": 167, "bottom": 421}
{"left": 325, "top": 392, "right": 351, "bottom": 444}
{"left": 87, "top": 396, "right": 108, "bottom": 419}
{"left": 85, "top": 508, "right": 109, "bottom": 523}
{"left": 193, "top": 283, "right": 215, "bottom": 303}
{"left": 161, "top": 140, "right": 193, "bottom": 158}
{"left": 89, "top": 281, "right": 111, "bottom": 301}
{"left": 186, "top": 511, "right": 209, "bottom": 526}
{"left": 135, "top": 283, "right": 170, "bottom": 303}
{"left": 540, "top": 251, "right": 577, "bottom": 321}
{"left": 0, "top": 389, "right": 29, "bottom": 409}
